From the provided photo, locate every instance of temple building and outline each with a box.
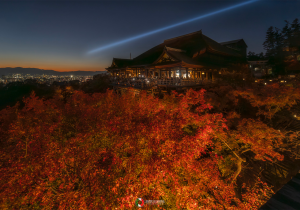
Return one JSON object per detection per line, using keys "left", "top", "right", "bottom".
{"left": 106, "top": 30, "right": 248, "bottom": 81}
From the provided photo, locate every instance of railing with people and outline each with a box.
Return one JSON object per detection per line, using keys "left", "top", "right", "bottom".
{"left": 110, "top": 77, "right": 156, "bottom": 89}
{"left": 156, "top": 78, "right": 213, "bottom": 86}
{"left": 110, "top": 77, "right": 214, "bottom": 88}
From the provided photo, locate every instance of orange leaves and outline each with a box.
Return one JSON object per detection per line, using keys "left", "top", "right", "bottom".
{"left": 235, "top": 118, "right": 284, "bottom": 161}
{"left": 233, "top": 83, "right": 300, "bottom": 119}
{"left": 0, "top": 86, "right": 284, "bottom": 209}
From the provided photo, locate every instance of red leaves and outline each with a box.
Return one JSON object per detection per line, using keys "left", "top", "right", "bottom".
{"left": 0, "top": 87, "right": 282, "bottom": 209}
{"left": 233, "top": 83, "right": 300, "bottom": 119}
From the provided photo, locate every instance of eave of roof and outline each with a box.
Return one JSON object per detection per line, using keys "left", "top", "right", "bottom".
{"left": 219, "top": 39, "right": 248, "bottom": 47}
{"left": 202, "top": 35, "right": 243, "bottom": 57}
{"left": 111, "top": 58, "right": 133, "bottom": 68}
{"left": 163, "top": 30, "right": 202, "bottom": 43}
{"left": 110, "top": 30, "right": 246, "bottom": 68}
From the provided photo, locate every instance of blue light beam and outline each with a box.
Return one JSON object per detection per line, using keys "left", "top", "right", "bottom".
{"left": 87, "top": 0, "right": 258, "bottom": 54}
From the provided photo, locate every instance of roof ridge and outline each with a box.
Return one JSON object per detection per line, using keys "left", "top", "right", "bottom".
{"left": 165, "top": 46, "right": 186, "bottom": 53}
{"left": 201, "top": 34, "right": 220, "bottom": 45}
{"left": 201, "top": 34, "right": 242, "bottom": 57}
{"left": 164, "top": 30, "right": 202, "bottom": 43}
{"left": 219, "top": 39, "right": 245, "bottom": 45}
{"left": 113, "top": 58, "right": 132, "bottom": 60}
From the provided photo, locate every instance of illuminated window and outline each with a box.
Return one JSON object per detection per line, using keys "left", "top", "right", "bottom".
{"left": 268, "top": 69, "right": 272, "bottom": 74}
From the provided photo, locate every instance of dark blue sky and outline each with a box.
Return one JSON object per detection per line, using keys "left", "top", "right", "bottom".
{"left": 0, "top": 0, "right": 299, "bottom": 72}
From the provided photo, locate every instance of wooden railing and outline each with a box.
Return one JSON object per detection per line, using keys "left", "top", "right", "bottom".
{"left": 156, "top": 78, "right": 212, "bottom": 86}
{"left": 110, "top": 77, "right": 213, "bottom": 88}
{"left": 111, "top": 77, "right": 155, "bottom": 89}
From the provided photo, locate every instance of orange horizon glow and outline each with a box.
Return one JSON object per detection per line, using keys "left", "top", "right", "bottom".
{"left": 0, "top": 66, "right": 107, "bottom": 72}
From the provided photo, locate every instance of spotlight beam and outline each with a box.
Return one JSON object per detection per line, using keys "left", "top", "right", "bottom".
{"left": 87, "top": 0, "right": 258, "bottom": 54}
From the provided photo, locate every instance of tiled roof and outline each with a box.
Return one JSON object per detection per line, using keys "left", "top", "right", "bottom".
{"left": 108, "top": 58, "right": 133, "bottom": 69}
{"left": 107, "top": 30, "right": 246, "bottom": 69}
{"left": 219, "top": 39, "right": 245, "bottom": 45}
{"left": 202, "top": 35, "right": 243, "bottom": 57}
{"left": 166, "top": 50, "right": 203, "bottom": 66}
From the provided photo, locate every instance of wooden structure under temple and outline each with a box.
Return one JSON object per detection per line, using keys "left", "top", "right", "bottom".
{"left": 106, "top": 30, "right": 248, "bottom": 82}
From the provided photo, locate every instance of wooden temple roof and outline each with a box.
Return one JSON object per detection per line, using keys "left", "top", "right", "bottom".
{"left": 219, "top": 39, "right": 248, "bottom": 47}
{"left": 107, "top": 58, "right": 133, "bottom": 70}
{"left": 201, "top": 34, "right": 243, "bottom": 57}
{"left": 106, "top": 30, "right": 246, "bottom": 70}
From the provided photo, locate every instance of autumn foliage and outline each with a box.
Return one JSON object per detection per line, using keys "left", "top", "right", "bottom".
{"left": 0, "top": 84, "right": 298, "bottom": 209}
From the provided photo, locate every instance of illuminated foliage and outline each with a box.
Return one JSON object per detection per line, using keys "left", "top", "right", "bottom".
{"left": 233, "top": 83, "right": 300, "bottom": 119}
{"left": 0, "top": 88, "right": 286, "bottom": 209}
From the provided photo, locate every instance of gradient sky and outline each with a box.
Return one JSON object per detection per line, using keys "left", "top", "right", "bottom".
{"left": 0, "top": 0, "right": 299, "bottom": 72}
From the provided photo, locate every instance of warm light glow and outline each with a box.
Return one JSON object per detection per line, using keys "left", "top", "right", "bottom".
{"left": 269, "top": 80, "right": 272, "bottom": 81}
{"left": 294, "top": 115, "right": 297, "bottom": 117}
{"left": 202, "top": 72, "right": 205, "bottom": 74}
{"left": 264, "top": 83, "right": 267, "bottom": 85}
{"left": 255, "top": 80, "right": 257, "bottom": 82}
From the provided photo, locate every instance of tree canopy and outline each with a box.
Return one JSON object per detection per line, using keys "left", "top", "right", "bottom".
{"left": 1, "top": 83, "right": 299, "bottom": 209}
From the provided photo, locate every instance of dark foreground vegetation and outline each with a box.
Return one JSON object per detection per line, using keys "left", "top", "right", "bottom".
{"left": 0, "top": 75, "right": 111, "bottom": 110}
{"left": 0, "top": 73, "right": 300, "bottom": 209}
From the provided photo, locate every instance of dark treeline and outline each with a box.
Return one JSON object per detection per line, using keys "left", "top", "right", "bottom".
{"left": 248, "top": 18, "right": 300, "bottom": 75}
{"left": 0, "top": 74, "right": 111, "bottom": 110}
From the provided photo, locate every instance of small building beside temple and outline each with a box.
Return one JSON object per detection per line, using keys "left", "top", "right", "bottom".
{"left": 106, "top": 30, "right": 248, "bottom": 83}
{"left": 248, "top": 60, "right": 273, "bottom": 78}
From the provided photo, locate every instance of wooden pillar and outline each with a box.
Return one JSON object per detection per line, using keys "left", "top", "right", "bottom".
{"left": 179, "top": 68, "right": 182, "bottom": 78}
{"left": 186, "top": 68, "right": 188, "bottom": 78}
{"left": 169, "top": 69, "right": 171, "bottom": 78}
{"left": 158, "top": 69, "right": 161, "bottom": 79}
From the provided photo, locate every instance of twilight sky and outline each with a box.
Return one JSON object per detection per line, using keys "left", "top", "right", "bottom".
{"left": 0, "top": 0, "right": 299, "bottom": 72}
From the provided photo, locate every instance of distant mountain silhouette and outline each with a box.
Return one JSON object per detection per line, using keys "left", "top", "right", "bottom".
{"left": 0, "top": 67, "right": 106, "bottom": 76}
